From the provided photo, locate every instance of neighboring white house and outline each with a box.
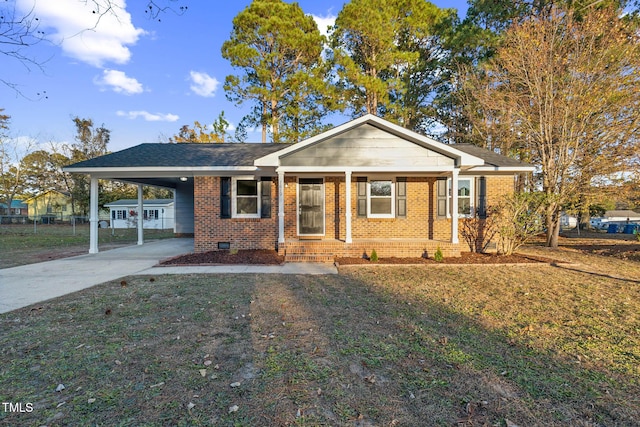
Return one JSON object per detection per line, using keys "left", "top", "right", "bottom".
{"left": 604, "top": 210, "right": 640, "bottom": 223}
{"left": 104, "top": 199, "right": 175, "bottom": 230}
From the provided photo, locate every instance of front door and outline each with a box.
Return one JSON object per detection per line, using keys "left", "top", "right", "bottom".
{"left": 298, "top": 178, "right": 324, "bottom": 236}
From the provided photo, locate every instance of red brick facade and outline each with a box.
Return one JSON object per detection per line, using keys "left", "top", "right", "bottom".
{"left": 193, "top": 174, "right": 517, "bottom": 258}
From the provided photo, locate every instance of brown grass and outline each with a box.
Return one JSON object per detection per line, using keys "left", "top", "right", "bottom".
{"left": 1, "top": 237, "right": 639, "bottom": 426}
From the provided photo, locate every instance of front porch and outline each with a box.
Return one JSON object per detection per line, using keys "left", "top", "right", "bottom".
{"left": 279, "top": 238, "right": 460, "bottom": 263}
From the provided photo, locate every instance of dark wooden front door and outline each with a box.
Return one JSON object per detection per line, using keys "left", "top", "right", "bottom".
{"left": 298, "top": 178, "right": 324, "bottom": 236}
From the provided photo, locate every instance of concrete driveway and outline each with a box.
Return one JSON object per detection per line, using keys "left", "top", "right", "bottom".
{"left": 0, "top": 238, "right": 337, "bottom": 314}
{"left": 0, "top": 238, "right": 195, "bottom": 314}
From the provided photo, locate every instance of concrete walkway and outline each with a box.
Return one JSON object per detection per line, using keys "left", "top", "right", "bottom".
{"left": 0, "top": 239, "right": 337, "bottom": 314}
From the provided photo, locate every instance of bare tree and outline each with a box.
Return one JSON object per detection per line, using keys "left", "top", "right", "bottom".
{"left": 462, "top": 6, "right": 640, "bottom": 247}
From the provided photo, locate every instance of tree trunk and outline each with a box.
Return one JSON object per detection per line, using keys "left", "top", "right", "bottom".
{"left": 545, "top": 204, "right": 561, "bottom": 248}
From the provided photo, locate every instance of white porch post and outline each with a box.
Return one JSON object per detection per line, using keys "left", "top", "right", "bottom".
{"left": 137, "top": 184, "right": 144, "bottom": 245}
{"left": 277, "top": 170, "right": 285, "bottom": 245}
{"left": 89, "top": 176, "right": 99, "bottom": 254}
{"left": 451, "top": 169, "right": 459, "bottom": 244}
{"left": 344, "top": 169, "right": 352, "bottom": 243}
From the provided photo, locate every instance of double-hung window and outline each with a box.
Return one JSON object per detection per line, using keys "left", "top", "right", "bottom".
{"left": 457, "top": 179, "right": 472, "bottom": 217}
{"left": 221, "top": 177, "right": 272, "bottom": 219}
{"left": 437, "top": 177, "right": 475, "bottom": 219}
{"left": 234, "top": 178, "right": 260, "bottom": 218}
{"left": 368, "top": 180, "right": 395, "bottom": 218}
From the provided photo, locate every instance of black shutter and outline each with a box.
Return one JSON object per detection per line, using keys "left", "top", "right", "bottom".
{"left": 260, "top": 177, "right": 272, "bottom": 218}
{"left": 357, "top": 177, "right": 367, "bottom": 217}
{"left": 396, "top": 177, "right": 407, "bottom": 218}
{"left": 220, "top": 177, "right": 231, "bottom": 219}
{"left": 477, "top": 176, "right": 487, "bottom": 219}
{"left": 436, "top": 178, "right": 448, "bottom": 218}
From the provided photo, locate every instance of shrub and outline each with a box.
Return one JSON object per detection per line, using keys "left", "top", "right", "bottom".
{"left": 434, "top": 247, "right": 444, "bottom": 262}
{"left": 460, "top": 209, "right": 498, "bottom": 253}
{"left": 493, "top": 192, "right": 546, "bottom": 255}
{"left": 370, "top": 249, "right": 378, "bottom": 262}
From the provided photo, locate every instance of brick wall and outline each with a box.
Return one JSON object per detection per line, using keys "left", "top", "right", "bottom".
{"left": 193, "top": 174, "right": 516, "bottom": 255}
{"left": 193, "top": 176, "right": 278, "bottom": 253}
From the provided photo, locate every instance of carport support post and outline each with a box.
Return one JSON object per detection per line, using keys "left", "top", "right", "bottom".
{"left": 89, "top": 176, "right": 99, "bottom": 254}
{"left": 137, "top": 184, "right": 144, "bottom": 245}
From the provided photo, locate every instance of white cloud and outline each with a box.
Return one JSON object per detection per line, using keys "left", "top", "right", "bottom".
{"left": 189, "top": 71, "right": 219, "bottom": 97}
{"left": 95, "top": 69, "right": 143, "bottom": 94}
{"left": 16, "top": 0, "right": 146, "bottom": 67}
{"left": 311, "top": 13, "right": 336, "bottom": 39}
{"left": 116, "top": 111, "right": 179, "bottom": 122}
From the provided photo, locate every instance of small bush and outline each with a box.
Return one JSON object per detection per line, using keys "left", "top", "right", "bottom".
{"left": 370, "top": 249, "right": 378, "bottom": 262}
{"left": 434, "top": 247, "right": 444, "bottom": 262}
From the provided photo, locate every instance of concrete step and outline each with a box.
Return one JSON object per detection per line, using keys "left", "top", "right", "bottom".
{"left": 284, "top": 253, "right": 335, "bottom": 263}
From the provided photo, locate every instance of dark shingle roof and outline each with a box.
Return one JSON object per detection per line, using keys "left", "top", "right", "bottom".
{"left": 451, "top": 143, "right": 531, "bottom": 168}
{"left": 65, "top": 143, "right": 285, "bottom": 169}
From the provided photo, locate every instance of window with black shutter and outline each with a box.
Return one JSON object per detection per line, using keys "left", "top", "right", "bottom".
{"left": 436, "top": 178, "right": 448, "bottom": 218}
{"left": 396, "top": 177, "right": 407, "bottom": 218}
{"left": 357, "top": 177, "right": 367, "bottom": 217}
{"left": 220, "top": 177, "right": 231, "bottom": 218}
{"left": 260, "top": 177, "right": 271, "bottom": 218}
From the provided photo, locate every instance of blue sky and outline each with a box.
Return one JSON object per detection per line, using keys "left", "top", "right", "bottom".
{"left": 3, "top": 0, "right": 468, "bottom": 153}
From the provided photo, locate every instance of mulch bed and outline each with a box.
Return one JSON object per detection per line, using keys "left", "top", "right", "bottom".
{"left": 160, "top": 249, "right": 285, "bottom": 265}
{"left": 161, "top": 249, "right": 552, "bottom": 266}
{"left": 336, "top": 252, "right": 551, "bottom": 265}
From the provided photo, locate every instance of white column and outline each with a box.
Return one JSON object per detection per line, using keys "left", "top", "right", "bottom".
{"left": 277, "top": 170, "right": 285, "bottom": 245}
{"left": 451, "top": 169, "right": 459, "bottom": 244}
{"left": 89, "top": 176, "right": 99, "bottom": 254}
{"left": 344, "top": 169, "right": 352, "bottom": 243}
{"left": 137, "top": 184, "right": 144, "bottom": 245}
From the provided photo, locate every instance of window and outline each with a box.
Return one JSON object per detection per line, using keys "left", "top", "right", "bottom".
{"left": 235, "top": 179, "right": 259, "bottom": 217}
{"left": 144, "top": 209, "right": 159, "bottom": 220}
{"left": 357, "top": 177, "right": 406, "bottom": 218}
{"left": 112, "top": 209, "right": 127, "bottom": 220}
{"left": 438, "top": 177, "right": 475, "bottom": 219}
{"left": 368, "top": 180, "right": 394, "bottom": 217}
{"left": 221, "top": 177, "right": 272, "bottom": 219}
{"left": 458, "top": 179, "right": 472, "bottom": 216}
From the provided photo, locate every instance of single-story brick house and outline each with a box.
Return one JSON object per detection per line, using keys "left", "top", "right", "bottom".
{"left": 64, "top": 114, "right": 534, "bottom": 260}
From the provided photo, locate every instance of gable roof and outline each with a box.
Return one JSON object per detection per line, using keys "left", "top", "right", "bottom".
{"left": 23, "top": 190, "right": 71, "bottom": 204}
{"left": 255, "top": 114, "right": 486, "bottom": 168}
{"left": 604, "top": 210, "right": 640, "bottom": 219}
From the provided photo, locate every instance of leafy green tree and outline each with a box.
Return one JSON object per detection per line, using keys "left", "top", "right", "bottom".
{"left": 170, "top": 112, "right": 230, "bottom": 143}
{"left": 68, "top": 117, "right": 110, "bottom": 215}
{"left": 0, "top": 110, "right": 31, "bottom": 215}
{"left": 329, "top": 0, "right": 453, "bottom": 130}
{"left": 221, "top": 0, "right": 328, "bottom": 143}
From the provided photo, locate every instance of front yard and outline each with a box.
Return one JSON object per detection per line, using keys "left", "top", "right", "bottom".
{"left": 1, "top": 244, "right": 639, "bottom": 426}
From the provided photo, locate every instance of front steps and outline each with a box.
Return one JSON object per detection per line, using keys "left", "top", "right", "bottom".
{"left": 280, "top": 239, "right": 460, "bottom": 262}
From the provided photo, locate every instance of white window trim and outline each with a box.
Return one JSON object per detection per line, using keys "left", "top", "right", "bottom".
{"left": 367, "top": 178, "right": 395, "bottom": 219}
{"left": 232, "top": 176, "right": 261, "bottom": 219}
{"left": 447, "top": 177, "right": 475, "bottom": 218}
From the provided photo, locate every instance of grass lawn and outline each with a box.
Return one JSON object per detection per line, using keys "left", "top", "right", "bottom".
{"left": 0, "top": 224, "right": 175, "bottom": 268}
{"left": 1, "top": 246, "right": 639, "bottom": 426}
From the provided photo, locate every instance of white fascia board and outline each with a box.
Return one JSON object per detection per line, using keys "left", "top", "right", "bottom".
{"left": 255, "top": 113, "right": 485, "bottom": 167}
{"left": 276, "top": 165, "right": 455, "bottom": 173}
{"left": 62, "top": 166, "right": 259, "bottom": 176}
{"left": 465, "top": 165, "right": 535, "bottom": 173}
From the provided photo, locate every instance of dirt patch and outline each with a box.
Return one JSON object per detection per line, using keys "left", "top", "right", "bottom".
{"left": 161, "top": 249, "right": 285, "bottom": 265}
